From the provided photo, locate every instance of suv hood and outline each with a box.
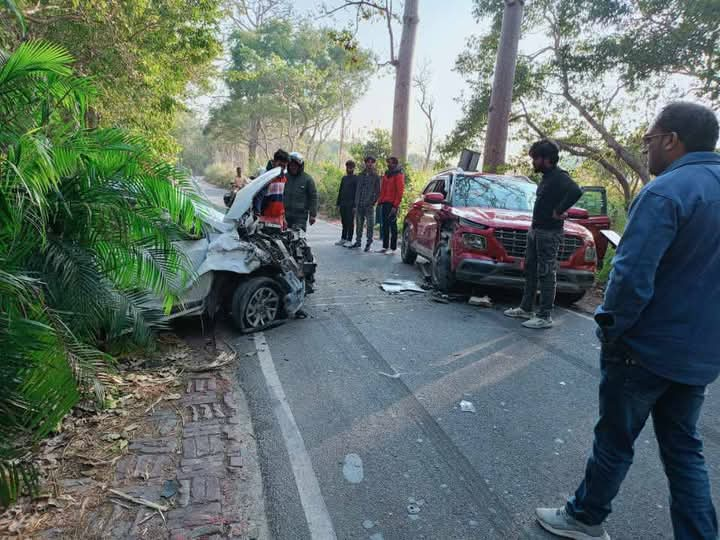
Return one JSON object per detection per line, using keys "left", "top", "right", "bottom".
{"left": 225, "top": 167, "right": 282, "bottom": 221}
{"left": 453, "top": 207, "right": 593, "bottom": 239}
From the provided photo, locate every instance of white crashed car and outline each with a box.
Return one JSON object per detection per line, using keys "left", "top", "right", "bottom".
{"left": 162, "top": 168, "right": 314, "bottom": 332}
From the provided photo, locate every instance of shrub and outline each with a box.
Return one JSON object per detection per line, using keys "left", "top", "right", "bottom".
{"left": 203, "top": 162, "right": 236, "bottom": 188}
{"left": 0, "top": 41, "right": 198, "bottom": 506}
{"left": 308, "top": 162, "right": 344, "bottom": 218}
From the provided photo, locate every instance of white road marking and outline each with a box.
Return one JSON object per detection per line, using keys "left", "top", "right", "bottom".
{"left": 558, "top": 306, "right": 595, "bottom": 322}
{"left": 254, "top": 333, "right": 337, "bottom": 540}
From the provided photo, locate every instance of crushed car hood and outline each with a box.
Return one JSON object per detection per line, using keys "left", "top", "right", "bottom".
{"left": 453, "top": 207, "right": 593, "bottom": 239}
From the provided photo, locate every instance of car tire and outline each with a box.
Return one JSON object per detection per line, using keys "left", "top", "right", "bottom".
{"left": 556, "top": 291, "right": 586, "bottom": 306}
{"left": 432, "top": 239, "right": 456, "bottom": 292}
{"left": 401, "top": 227, "right": 417, "bottom": 265}
{"left": 231, "top": 277, "right": 283, "bottom": 331}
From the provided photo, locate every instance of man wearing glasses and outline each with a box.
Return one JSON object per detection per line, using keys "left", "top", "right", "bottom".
{"left": 536, "top": 101, "right": 720, "bottom": 539}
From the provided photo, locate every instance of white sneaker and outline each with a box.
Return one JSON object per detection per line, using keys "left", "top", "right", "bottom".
{"left": 535, "top": 507, "right": 610, "bottom": 540}
{"left": 334, "top": 240, "right": 346, "bottom": 246}
{"left": 523, "top": 316, "right": 553, "bottom": 329}
{"left": 386, "top": 249, "right": 397, "bottom": 255}
{"left": 503, "top": 307, "right": 533, "bottom": 320}
{"left": 375, "top": 248, "right": 387, "bottom": 254}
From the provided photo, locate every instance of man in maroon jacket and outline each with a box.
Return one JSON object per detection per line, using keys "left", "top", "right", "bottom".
{"left": 376, "top": 156, "right": 405, "bottom": 254}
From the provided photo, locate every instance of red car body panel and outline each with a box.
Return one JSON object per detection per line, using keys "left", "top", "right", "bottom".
{"left": 403, "top": 173, "right": 611, "bottom": 295}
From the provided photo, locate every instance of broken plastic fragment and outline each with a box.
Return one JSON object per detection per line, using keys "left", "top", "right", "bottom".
{"left": 459, "top": 400, "right": 476, "bottom": 413}
{"left": 407, "top": 503, "right": 421, "bottom": 514}
{"left": 468, "top": 295, "right": 492, "bottom": 307}
{"left": 380, "top": 280, "right": 426, "bottom": 293}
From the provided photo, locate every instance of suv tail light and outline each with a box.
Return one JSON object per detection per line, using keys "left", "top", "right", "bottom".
{"left": 463, "top": 233, "right": 487, "bottom": 251}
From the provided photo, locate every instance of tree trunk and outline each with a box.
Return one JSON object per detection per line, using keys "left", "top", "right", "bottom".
{"left": 391, "top": 0, "right": 419, "bottom": 163}
{"left": 338, "top": 95, "right": 346, "bottom": 168}
{"left": 423, "top": 116, "right": 434, "bottom": 170}
{"left": 482, "top": 0, "right": 524, "bottom": 173}
{"left": 248, "top": 117, "right": 260, "bottom": 168}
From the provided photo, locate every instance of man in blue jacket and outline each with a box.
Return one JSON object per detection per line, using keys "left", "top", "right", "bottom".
{"left": 536, "top": 101, "right": 720, "bottom": 540}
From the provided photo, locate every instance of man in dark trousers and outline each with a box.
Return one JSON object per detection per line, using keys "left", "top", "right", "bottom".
{"left": 535, "top": 102, "right": 720, "bottom": 540}
{"left": 335, "top": 160, "right": 358, "bottom": 246}
{"left": 350, "top": 156, "right": 381, "bottom": 252}
{"left": 504, "top": 139, "right": 582, "bottom": 329}
{"left": 376, "top": 156, "right": 405, "bottom": 254}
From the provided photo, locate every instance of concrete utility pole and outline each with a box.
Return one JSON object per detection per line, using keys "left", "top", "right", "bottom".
{"left": 482, "top": 0, "right": 524, "bottom": 173}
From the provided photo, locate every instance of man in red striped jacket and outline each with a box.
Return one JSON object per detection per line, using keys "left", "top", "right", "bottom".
{"left": 376, "top": 156, "right": 405, "bottom": 254}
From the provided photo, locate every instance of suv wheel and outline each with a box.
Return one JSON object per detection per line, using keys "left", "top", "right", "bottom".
{"left": 231, "top": 277, "right": 283, "bottom": 331}
{"left": 401, "top": 227, "right": 417, "bottom": 265}
{"left": 432, "top": 239, "right": 456, "bottom": 292}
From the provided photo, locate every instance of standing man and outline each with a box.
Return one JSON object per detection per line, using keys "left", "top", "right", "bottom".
{"left": 535, "top": 102, "right": 720, "bottom": 540}
{"left": 350, "top": 156, "right": 382, "bottom": 252}
{"left": 254, "top": 149, "right": 289, "bottom": 224}
{"left": 284, "top": 152, "right": 318, "bottom": 231}
{"left": 376, "top": 156, "right": 405, "bottom": 254}
{"left": 504, "top": 139, "right": 582, "bottom": 329}
{"left": 335, "top": 160, "right": 358, "bottom": 246}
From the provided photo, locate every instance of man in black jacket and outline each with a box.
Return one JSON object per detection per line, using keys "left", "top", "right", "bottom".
{"left": 505, "top": 139, "right": 582, "bottom": 329}
{"left": 335, "top": 160, "right": 358, "bottom": 246}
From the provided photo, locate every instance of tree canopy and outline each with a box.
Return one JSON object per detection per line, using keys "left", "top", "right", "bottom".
{"left": 443, "top": 0, "right": 720, "bottom": 205}
{"left": 205, "top": 20, "right": 375, "bottom": 166}
{"left": 0, "top": 0, "right": 223, "bottom": 156}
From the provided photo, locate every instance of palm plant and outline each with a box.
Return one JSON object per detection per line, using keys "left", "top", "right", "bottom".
{"left": 0, "top": 40, "right": 200, "bottom": 506}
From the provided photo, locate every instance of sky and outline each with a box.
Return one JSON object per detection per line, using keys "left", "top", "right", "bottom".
{"left": 289, "top": 1, "right": 487, "bottom": 154}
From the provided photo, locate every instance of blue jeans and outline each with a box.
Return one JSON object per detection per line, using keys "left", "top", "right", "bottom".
{"left": 567, "top": 348, "right": 718, "bottom": 539}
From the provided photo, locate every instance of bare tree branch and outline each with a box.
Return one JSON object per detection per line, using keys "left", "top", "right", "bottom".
{"left": 413, "top": 61, "right": 436, "bottom": 169}
{"left": 323, "top": 0, "right": 398, "bottom": 66}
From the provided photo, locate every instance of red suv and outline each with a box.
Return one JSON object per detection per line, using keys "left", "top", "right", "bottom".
{"left": 401, "top": 170, "right": 611, "bottom": 302}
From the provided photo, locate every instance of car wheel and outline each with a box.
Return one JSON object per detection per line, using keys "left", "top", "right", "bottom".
{"left": 231, "top": 277, "right": 283, "bottom": 331}
{"left": 401, "top": 227, "right": 417, "bottom": 265}
{"left": 432, "top": 240, "right": 455, "bottom": 292}
{"left": 556, "top": 291, "right": 586, "bottom": 306}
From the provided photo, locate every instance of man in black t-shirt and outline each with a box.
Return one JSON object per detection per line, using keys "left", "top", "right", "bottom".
{"left": 505, "top": 139, "right": 582, "bottom": 329}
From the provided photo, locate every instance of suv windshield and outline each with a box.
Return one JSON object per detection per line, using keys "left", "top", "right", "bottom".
{"left": 452, "top": 175, "right": 537, "bottom": 211}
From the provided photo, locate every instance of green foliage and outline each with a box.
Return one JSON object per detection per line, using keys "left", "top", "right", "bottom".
{"left": 0, "top": 40, "right": 199, "bottom": 506}
{"left": 349, "top": 129, "right": 393, "bottom": 165}
{"left": 308, "top": 163, "right": 344, "bottom": 218}
{"left": 175, "top": 112, "right": 214, "bottom": 175}
{"left": 0, "top": 0, "right": 223, "bottom": 156}
{"left": 444, "top": 0, "right": 720, "bottom": 208}
{"left": 206, "top": 20, "right": 375, "bottom": 163}
{"left": 203, "top": 162, "right": 236, "bottom": 188}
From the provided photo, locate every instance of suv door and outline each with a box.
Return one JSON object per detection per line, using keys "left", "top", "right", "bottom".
{"left": 405, "top": 180, "right": 436, "bottom": 255}
{"left": 417, "top": 176, "right": 449, "bottom": 256}
{"left": 569, "top": 186, "right": 612, "bottom": 266}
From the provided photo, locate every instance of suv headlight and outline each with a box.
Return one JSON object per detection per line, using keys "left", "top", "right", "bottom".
{"left": 463, "top": 233, "right": 487, "bottom": 251}
{"left": 584, "top": 245, "right": 597, "bottom": 263}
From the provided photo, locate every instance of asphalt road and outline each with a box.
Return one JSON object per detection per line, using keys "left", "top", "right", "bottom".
{"left": 221, "top": 218, "right": 720, "bottom": 540}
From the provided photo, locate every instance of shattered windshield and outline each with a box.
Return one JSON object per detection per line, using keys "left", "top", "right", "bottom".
{"left": 452, "top": 175, "right": 537, "bottom": 211}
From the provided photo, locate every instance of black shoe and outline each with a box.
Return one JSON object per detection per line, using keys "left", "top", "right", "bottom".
{"left": 364, "top": 243, "right": 372, "bottom": 252}
{"left": 348, "top": 242, "right": 361, "bottom": 249}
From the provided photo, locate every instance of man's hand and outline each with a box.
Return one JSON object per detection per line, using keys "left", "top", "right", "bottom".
{"left": 309, "top": 216, "right": 316, "bottom": 226}
{"left": 389, "top": 207, "right": 398, "bottom": 218}
{"left": 553, "top": 210, "right": 568, "bottom": 220}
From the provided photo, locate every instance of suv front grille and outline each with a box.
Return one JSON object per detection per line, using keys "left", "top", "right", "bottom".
{"left": 494, "top": 229, "right": 583, "bottom": 261}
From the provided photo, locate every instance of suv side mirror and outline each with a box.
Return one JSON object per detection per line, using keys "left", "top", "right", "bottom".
{"left": 567, "top": 207, "right": 589, "bottom": 219}
{"left": 424, "top": 192, "right": 445, "bottom": 204}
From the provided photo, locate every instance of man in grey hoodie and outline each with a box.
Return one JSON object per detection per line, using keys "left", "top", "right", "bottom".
{"left": 349, "top": 156, "right": 381, "bottom": 252}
